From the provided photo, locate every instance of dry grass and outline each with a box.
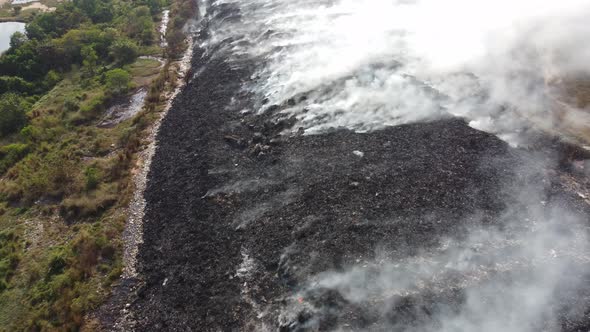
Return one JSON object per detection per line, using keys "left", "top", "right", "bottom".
{"left": 553, "top": 77, "right": 590, "bottom": 145}
{"left": 128, "top": 58, "right": 163, "bottom": 87}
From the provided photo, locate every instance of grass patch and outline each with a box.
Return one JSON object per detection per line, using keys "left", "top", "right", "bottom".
{"left": 128, "top": 58, "right": 163, "bottom": 87}
{"left": 60, "top": 184, "right": 118, "bottom": 219}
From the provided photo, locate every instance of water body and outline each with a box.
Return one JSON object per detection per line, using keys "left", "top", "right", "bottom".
{"left": 0, "top": 22, "right": 25, "bottom": 54}
{"left": 11, "top": 0, "right": 38, "bottom": 4}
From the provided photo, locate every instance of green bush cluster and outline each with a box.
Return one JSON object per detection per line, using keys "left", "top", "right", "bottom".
{"left": 105, "top": 68, "right": 132, "bottom": 95}
{"left": 0, "top": 143, "right": 30, "bottom": 175}
{"left": 0, "top": 93, "right": 30, "bottom": 138}
{"left": 0, "top": 231, "right": 22, "bottom": 292}
{"left": 165, "top": 0, "right": 197, "bottom": 58}
{"left": 0, "top": 0, "right": 161, "bottom": 89}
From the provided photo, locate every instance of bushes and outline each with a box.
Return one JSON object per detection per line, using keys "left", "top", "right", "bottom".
{"left": 109, "top": 39, "right": 139, "bottom": 65}
{"left": 83, "top": 166, "right": 99, "bottom": 191}
{"left": 43, "top": 70, "right": 62, "bottom": 90}
{"left": 105, "top": 69, "right": 132, "bottom": 96}
{"left": 24, "top": 227, "right": 117, "bottom": 330}
{"left": 0, "top": 231, "right": 22, "bottom": 293}
{"left": 0, "top": 76, "right": 34, "bottom": 95}
{"left": 165, "top": 0, "right": 196, "bottom": 59}
{"left": 79, "top": 92, "right": 106, "bottom": 115}
{"left": 63, "top": 98, "right": 79, "bottom": 113}
{"left": 46, "top": 248, "right": 68, "bottom": 279}
{"left": 67, "top": 91, "right": 108, "bottom": 125}
{"left": 0, "top": 144, "right": 30, "bottom": 175}
{"left": 60, "top": 185, "right": 117, "bottom": 219}
{"left": 125, "top": 6, "right": 156, "bottom": 45}
{"left": 2, "top": 149, "right": 77, "bottom": 203}
{"left": 0, "top": 93, "right": 29, "bottom": 138}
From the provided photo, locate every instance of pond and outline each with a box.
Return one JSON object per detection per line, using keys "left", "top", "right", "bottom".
{"left": 0, "top": 22, "right": 25, "bottom": 54}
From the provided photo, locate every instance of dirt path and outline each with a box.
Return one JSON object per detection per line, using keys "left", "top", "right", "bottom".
{"left": 94, "top": 41, "right": 194, "bottom": 331}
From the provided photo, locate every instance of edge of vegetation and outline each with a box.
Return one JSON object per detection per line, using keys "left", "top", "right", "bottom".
{"left": 0, "top": 0, "right": 197, "bottom": 330}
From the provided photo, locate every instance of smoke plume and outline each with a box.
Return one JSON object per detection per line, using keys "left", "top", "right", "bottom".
{"left": 196, "top": 1, "right": 590, "bottom": 330}
{"left": 205, "top": 0, "right": 590, "bottom": 140}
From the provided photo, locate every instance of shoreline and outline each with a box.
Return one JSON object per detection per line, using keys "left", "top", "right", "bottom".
{"left": 0, "top": 17, "right": 28, "bottom": 23}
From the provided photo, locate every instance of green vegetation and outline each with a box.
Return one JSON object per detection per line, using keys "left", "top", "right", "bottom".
{"left": 0, "top": 93, "right": 30, "bottom": 137}
{"left": 105, "top": 68, "right": 132, "bottom": 95}
{"left": 0, "top": 0, "right": 196, "bottom": 329}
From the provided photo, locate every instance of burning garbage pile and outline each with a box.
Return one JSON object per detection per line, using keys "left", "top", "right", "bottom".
{"left": 128, "top": 1, "right": 590, "bottom": 331}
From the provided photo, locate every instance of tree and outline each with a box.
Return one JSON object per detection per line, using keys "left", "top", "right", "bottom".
{"left": 105, "top": 69, "right": 131, "bottom": 95}
{"left": 108, "top": 38, "right": 138, "bottom": 65}
{"left": 92, "top": 4, "right": 113, "bottom": 23}
{"left": 74, "top": 0, "right": 113, "bottom": 23}
{"left": 0, "top": 40, "right": 45, "bottom": 81}
{"left": 81, "top": 46, "right": 98, "bottom": 76}
{"left": 74, "top": 0, "right": 97, "bottom": 20}
{"left": 0, "top": 76, "right": 34, "bottom": 94}
{"left": 138, "top": 0, "right": 162, "bottom": 15}
{"left": 166, "top": 30, "right": 185, "bottom": 58}
{"left": 43, "top": 70, "right": 61, "bottom": 90}
{"left": 25, "top": 22, "right": 46, "bottom": 41}
{"left": 9, "top": 32, "right": 27, "bottom": 50}
{"left": 0, "top": 94, "right": 29, "bottom": 137}
{"left": 125, "top": 6, "right": 155, "bottom": 45}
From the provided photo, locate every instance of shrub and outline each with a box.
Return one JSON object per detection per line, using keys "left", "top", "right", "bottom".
{"left": 0, "top": 93, "right": 29, "bottom": 137}
{"left": 83, "top": 166, "right": 99, "bottom": 191}
{"left": 4, "top": 148, "right": 77, "bottom": 203}
{"left": 105, "top": 69, "right": 131, "bottom": 96}
{"left": 0, "top": 231, "right": 22, "bottom": 291}
{"left": 63, "top": 98, "right": 79, "bottom": 113}
{"left": 0, "top": 143, "right": 30, "bottom": 175}
{"left": 126, "top": 6, "right": 155, "bottom": 45}
{"left": 59, "top": 186, "right": 117, "bottom": 219}
{"left": 72, "top": 92, "right": 107, "bottom": 124}
{"left": 0, "top": 76, "right": 34, "bottom": 94}
{"left": 109, "top": 38, "right": 139, "bottom": 65}
{"left": 46, "top": 248, "right": 68, "bottom": 279}
{"left": 43, "top": 70, "right": 62, "bottom": 90}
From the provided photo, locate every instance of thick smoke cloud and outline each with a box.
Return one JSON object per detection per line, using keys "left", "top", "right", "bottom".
{"left": 206, "top": 0, "right": 590, "bottom": 139}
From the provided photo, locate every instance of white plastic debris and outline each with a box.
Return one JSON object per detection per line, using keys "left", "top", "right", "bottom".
{"left": 352, "top": 150, "right": 364, "bottom": 157}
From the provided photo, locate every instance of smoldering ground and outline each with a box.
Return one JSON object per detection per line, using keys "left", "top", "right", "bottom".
{"left": 279, "top": 170, "right": 590, "bottom": 331}
{"left": 128, "top": 1, "right": 590, "bottom": 331}
{"left": 223, "top": 142, "right": 589, "bottom": 332}
{"left": 197, "top": 3, "right": 590, "bottom": 329}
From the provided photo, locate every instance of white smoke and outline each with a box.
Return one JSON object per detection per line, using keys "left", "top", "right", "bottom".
{"left": 196, "top": 1, "right": 590, "bottom": 330}
{"left": 205, "top": 0, "right": 590, "bottom": 138}
{"left": 280, "top": 184, "right": 590, "bottom": 331}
